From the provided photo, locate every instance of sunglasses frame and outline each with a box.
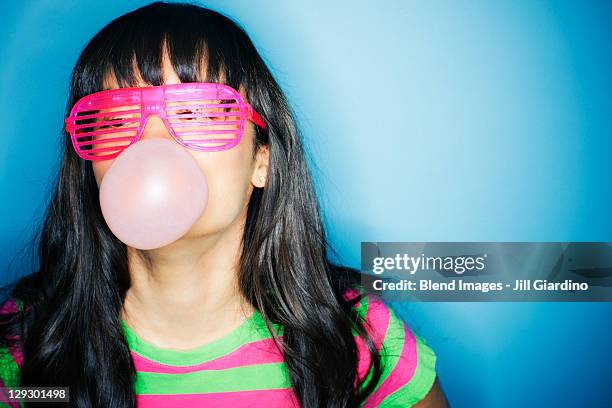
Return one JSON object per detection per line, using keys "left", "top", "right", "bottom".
{"left": 64, "top": 82, "right": 267, "bottom": 161}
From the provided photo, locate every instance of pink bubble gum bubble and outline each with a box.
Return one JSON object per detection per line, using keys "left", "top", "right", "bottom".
{"left": 99, "top": 139, "right": 208, "bottom": 250}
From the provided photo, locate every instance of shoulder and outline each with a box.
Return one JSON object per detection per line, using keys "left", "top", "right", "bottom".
{"left": 0, "top": 294, "right": 25, "bottom": 391}
{"left": 343, "top": 286, "right": 438, "bottom": 407}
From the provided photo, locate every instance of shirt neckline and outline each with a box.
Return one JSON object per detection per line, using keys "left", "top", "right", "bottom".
{"left": 121, "top": 308, "right": 279, "bottom": 367}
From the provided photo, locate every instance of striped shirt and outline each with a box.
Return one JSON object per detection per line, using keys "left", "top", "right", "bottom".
{"left": 0, "top": 288, "right": 436, "bottom": 407}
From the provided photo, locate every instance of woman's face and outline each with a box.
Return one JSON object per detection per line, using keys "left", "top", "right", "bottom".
{"left": 92, "top": 55, "right": 269, "bottom": 241}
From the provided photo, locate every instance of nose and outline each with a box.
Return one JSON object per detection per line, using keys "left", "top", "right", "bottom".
{"left": 139, "top": 115, "right": 174, "bottom": 143}
{"left": 138, "top": 86, "right": 174, "bottom": 144}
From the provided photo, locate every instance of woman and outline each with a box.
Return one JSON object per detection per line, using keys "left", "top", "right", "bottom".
{"left": 0, "top": 2, "right": 447, "bottom": 407}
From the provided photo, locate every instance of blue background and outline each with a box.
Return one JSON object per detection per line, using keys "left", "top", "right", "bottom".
{"left": 1, "top": 1, "right": 611, "bottom": 406}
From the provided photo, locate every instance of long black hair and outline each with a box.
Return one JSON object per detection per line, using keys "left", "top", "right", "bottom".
{"left": 0, "top": 2, "right": 382, "bottom": 407}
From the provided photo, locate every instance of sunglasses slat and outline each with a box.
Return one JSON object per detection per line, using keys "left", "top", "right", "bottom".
{"left": 173, "top": 129, "right": 240, "bottom": 137}
{"left": 75, "top": 136, "right": 136, "bottom": 147}
{"left": 182, "top": 138, "right": 240, "bottom": 143}
{"left": 183, "top": 142, "right": 238, "bottom": 149}
{"left": 165, "top": 103, "right": 239, "bottom": 109}
{"left": 82, "top": 154, "right": 120, "bottom": 160}
{"left": 165, "top": 112, "right": 242, "bottom": 119}
{"left": 80, "top": 93, "right": 140, "bottom": 104}
{"left": 82, "top": 145, "right": 128, "bottom": 154}
{"left": 169, "top": 121, "right": 241, "bottom": 128}
{"left": 71, "top": 120, "right": 139, "bottom": 131}
{"left": 73, "top": 126, "right": 140, "bottom": 138}
{"left": 73, "top": 108, "right": 141, "bottom": 122}
{"left": 164, "top": 89, "right": 234, "bottom": 98}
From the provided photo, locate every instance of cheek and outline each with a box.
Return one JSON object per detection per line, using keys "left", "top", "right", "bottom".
{"left": 189, "top": 144, "right": 255, "bottom": 232}
{"left": 92, "top": 162, "right": 113, "bottom": 187}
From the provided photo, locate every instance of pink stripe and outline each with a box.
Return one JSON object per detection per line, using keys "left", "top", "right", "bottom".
{"left": 136, "top": 388, "right": 299, "bottom": 408}
{"left": 0, "top": 298, "right": 24, "bottom": 368}
{"left": 0, "top": 378, "right": 20, "bottom": 408}
{"left": 0, "top": 298, "right": 18, "bottom": 315}
{"left": 362, "top": 323, "right": 418, "bottom": 407}
{"left": 355, "top": 295, "right": 391, "bottom": 383}
{"left": 342, "top": 287, "right": 361, "bottom": 302}
{"left": 132, "top": 338, "right": 284, "bottom": 373}
{"left": 7, "top": 343, "right": 23, "bottom": 368}
{"left": 364, "top": 296, "right": 391, "bottom": 350}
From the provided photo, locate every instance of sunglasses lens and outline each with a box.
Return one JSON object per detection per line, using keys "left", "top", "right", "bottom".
{"left": 71, "top": 98, "right": 141, "bottom": 160}
{"left": 165, "top": 87, "right": 245, "bottom": 151}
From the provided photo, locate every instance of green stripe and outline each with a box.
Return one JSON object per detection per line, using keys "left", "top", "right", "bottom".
{"left": 351, "top": 287, "right": 369, "bottom": 337}
{"left": 135, "top": 362, "right": 292, "bottom": 394}
{"left": 379, "top": 333, "right": 437, "bottom": 406}
{"left": 122, "top": 309, "right": 282, "bottom": 366}
{"left": 355, "top": 293, "right": 374, "bottom": 390}
{"left": 0, "top": 346, "right": 20, "bottom": 388}
{"left": 357, "top": 286, "right": 368, "bottom": 317}
{"left": 358, "top": 300, "right": 405, "bottom": 401}
{"left": 14, "top": 299, "right": 24, "bottom": 313}
{"left": 1, "top": 297, "right": 25, "bottom": 408}
{"left": 353, "top": 284, "right": 373, "bottom": 334}
{"left": 0, "top": 398, "right": 25, "bottom": 408}
{"left": 377, "top": 306, "right": 406, "bottom": 382}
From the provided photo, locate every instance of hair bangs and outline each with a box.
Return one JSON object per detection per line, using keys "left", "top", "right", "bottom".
{"left": 93, "top": 4, "right": 245, "bottom": 92}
